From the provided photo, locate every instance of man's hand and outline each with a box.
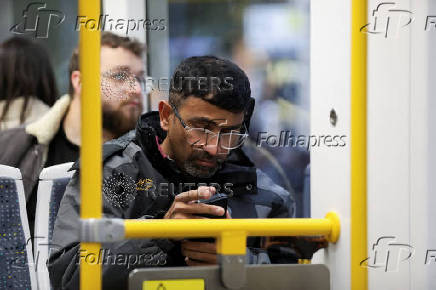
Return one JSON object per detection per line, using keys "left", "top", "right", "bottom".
{"left": 164, "top": 186, "right": 225, "bottom": 219}
{"left": 164, "top": 186, "right": 231, "bottom": 265}
{"left": 264, "top": 236, "right": 328, "bottom": 260}
{"left": 181, "top": 241, "right": 218, "bottom": 266}
{"left": 180, "top": 211, "right": 231, "bottom": 266}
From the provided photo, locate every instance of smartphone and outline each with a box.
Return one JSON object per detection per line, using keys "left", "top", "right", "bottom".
{"left": 195, "top": 193, "right": 228, "bottom": 219}
{"left": 190, "top": 193, "right": 228, "bottom": 243}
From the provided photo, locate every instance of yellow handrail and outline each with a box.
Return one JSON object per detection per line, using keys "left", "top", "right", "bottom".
{"left": 125, "top": 215, "right": 340, "bottom": 241}
{"left": 125, "top": 218, "right": 333, "bottom": 239}
{"left": 125, "top": 213, "right": 340, "bottom": 255}
{"left": 351, "top": 0, "right": 368, "bottom": 289}
{"left": 79, "top": 0, "right": 102, "bottom": 289}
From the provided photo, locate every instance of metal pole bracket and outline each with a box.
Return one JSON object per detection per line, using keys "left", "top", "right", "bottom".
{"left": 80, "top": 218, "right": 125, "bottom": 243}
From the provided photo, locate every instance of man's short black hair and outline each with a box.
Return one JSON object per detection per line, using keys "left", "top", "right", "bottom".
{"left": 169, "top": 56, "right": 251, "bottom": 113}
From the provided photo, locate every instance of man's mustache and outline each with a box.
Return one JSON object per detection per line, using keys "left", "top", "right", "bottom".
{"left": 190, "top": 150, "right": 225, "bottom": 164}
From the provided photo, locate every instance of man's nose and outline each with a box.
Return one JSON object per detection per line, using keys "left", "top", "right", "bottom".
{"left": 203, "top": 144, "right": 219, "bottom": 156}
{"left": 202, "top": 142, "right": 228, "bottom": 157}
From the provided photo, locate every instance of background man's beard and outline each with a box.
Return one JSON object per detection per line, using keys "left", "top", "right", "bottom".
{"left": 102, "top": 105, "right": 137, "bottom": 137}
{"left": 182, "top": 150, "right": 225, "bottom": 178}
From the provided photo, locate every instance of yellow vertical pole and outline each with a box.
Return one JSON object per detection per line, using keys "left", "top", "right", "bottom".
{"left": 216, "top": 231, "right": 247, "bottom": 255}
{"left": 351, "top": 0, "right": 367, "bottom": 289}
{"left": 78, "top": 0, "right": 101, "bottom": 289}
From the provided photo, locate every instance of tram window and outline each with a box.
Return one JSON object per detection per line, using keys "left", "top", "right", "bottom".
{"left": 148, "top": 0, "right": 311, "bottom": 217}
{"left": 1, "top": 0, "right": 311, "bottom": 217}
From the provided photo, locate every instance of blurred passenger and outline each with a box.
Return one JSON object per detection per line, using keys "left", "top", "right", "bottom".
{"left": 0, "top": 37, "right": 57, "bottom": 130}
{"left": 0, "top": 32, "right": 145, "bottom": 235}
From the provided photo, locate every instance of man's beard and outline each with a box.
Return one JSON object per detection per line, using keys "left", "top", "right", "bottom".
{"left": 182, "top": 149, "right": 226, "bottom": 178}
{"left": 102, "top": 104, "right": 138, "bottom": 137}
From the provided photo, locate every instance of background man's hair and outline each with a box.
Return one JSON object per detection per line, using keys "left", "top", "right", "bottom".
{"left": 68, "top": 32, "right": 144, "bottom": 96}
{"left": 169, "top": 55, "right": 251, "bottom": 113}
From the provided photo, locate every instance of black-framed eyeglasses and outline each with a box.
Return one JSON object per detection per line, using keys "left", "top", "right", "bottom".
{"left": 170, "top": 103, "right": 248, "bottom": 151}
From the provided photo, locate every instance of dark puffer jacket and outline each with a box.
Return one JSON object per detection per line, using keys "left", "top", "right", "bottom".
{"left": 48, "top": 112, "right": 296, "bottom": 290}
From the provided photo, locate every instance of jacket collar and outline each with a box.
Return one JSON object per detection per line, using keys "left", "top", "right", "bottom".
{"left": 0, "top": 97, "right": 50, "bottom": 130}
{"left": 135, "top": 112, "right": 181, "bottom": 178}
{"left": 25, "top": 94, "right": 71, "bottom": 145}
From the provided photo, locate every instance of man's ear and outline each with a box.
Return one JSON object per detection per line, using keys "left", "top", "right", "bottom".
{"left": 71, "top": 71, "right": 81, "bottom": 98}
{"left": 158, "top": 100, "right": 172, "bottom": 131}
{"left": 244, "top": 97, "right": 255, "bottom": 130}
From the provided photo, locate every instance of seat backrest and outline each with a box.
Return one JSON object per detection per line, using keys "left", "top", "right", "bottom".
{"left": 0, "top": 165, "right": 37, "bottom": 290}
{"left": 34, "top": 162, "right": 75, "bottom": 290}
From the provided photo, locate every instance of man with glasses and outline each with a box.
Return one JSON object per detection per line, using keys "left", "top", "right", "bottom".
{"left": 49, "top": 56, "right": 296, "bottom": 290}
